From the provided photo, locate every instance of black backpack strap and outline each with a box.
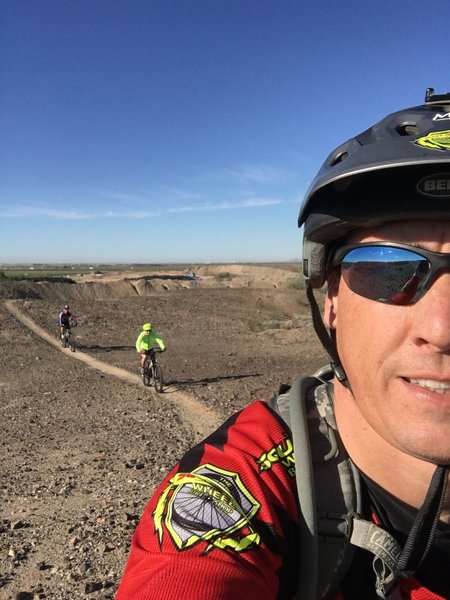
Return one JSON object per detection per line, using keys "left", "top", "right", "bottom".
{"left": 289, "top": 376, "right": 320, "bottom": 600}
{"left": 271, "top": 369, "right": 404, "bottom": 600}
{"left": 271, "top": 368, "right": 358, "bottom": 600}
{"left": 298, "top": 374, "right": 363, "bottom": 600}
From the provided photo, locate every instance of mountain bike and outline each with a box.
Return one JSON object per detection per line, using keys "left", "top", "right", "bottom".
{"left": 60, "top": 326, "right": 76, "bottom": 352}
{"left": 142, "top": 348, "right": 164, "bottom": 392}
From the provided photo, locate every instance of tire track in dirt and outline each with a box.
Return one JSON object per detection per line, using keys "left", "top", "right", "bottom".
{"left": 5, "top": 300, "right": 221, "bottom": 438}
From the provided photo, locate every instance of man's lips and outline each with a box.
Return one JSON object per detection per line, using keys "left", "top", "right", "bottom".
{"left": 405, "top": 378, "right": 450, "bottom": 394}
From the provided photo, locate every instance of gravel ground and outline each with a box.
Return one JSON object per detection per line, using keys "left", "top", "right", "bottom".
{"left": 0, "top": 270, "right": 326, "bottom": 599}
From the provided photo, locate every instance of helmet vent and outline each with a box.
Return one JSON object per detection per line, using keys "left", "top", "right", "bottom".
{"left": 330, "top": 151, "right": 348, "bottom": 167}
{"left": 395, "top": 123, "right": 418, "bottom": 137}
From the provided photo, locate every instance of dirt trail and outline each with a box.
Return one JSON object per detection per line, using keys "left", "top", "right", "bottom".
{"left": 5, "top": 300, "right": 221, "bottom": 437}
{"left": 0, "top": 269, "right": 326, "bottom": 599}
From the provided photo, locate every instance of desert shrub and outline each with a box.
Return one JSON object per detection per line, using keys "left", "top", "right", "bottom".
{"left": 214, "top": 272, "right": 234, "bottom": 281}
{"left": 247, "top": 314, "right": 310, "bottom": 333}
{"left": 247, "top": 314, "right": 269, "bottom": 332}
{"left": 285, "top": 276, "right": 305, "bottom": 290}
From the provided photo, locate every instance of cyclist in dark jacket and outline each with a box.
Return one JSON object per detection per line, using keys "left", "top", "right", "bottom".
{"left": 58, "top": 305, "right": 76, "bottom": 340}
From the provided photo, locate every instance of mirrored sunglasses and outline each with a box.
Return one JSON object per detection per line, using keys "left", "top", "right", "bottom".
{"left": 331, "top": 242, "right": 450, "bottom": 305}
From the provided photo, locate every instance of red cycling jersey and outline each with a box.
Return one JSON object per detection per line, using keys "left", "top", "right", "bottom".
{"left": 116, "top": 401, "right": 446, "bottom": 600}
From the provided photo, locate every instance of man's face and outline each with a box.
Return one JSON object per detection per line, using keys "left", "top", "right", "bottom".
{"left": 324, "top": 220, "right": 450, "bottom": 464}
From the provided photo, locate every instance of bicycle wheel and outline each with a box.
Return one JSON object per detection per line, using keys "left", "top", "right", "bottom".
{"left": 69, "top": 334, "right": 76, "bottom": 352}
{"left": 142, "top": 365, "right": 152, "bottom": 387}
{"left": 153, "top": 363, "right": 164, "bottom": 393}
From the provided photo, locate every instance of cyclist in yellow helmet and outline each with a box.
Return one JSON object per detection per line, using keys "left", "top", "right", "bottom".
{"left": 135, "top": 323, "right": 166, "bottom": 374}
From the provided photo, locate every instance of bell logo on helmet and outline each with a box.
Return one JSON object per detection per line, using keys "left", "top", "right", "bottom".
{"left": 417, "top": 173, "right": 450, "bottom": 197}
{"left": 413, "top": 129, "right": 450, "bottom": 150}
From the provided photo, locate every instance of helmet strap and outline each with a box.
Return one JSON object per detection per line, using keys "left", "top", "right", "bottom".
{"left": 306, "top": 283, "right": 350, "bottom": 388}
{"left": 396, "top": 464, "right": 448, "bottom": 575}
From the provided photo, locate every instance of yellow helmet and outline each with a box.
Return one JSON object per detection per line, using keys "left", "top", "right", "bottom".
{"left": 143, "top": 323, "right": 152, "bottom": 332}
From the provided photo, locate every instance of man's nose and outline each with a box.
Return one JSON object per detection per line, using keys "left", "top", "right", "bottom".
{"left": 415, "top": 272, "right": 450, "bottom": 352}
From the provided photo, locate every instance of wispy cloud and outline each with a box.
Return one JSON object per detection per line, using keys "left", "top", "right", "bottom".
{"left": 0, "top": 205, "right": 161, "bottom": 220}
{"left": 96, "top": 186, "right": 207, "bottom": 204}
{"left": 0, "top": 197, "right": 287, "bottom": 220}
{"left": 167, "top": 198, "right": 283, "bottom": 213}
{"left": 157, "top": 186, "right": 208, "bottom": 202}
{"left": 95, "top": 191, "right": 151, "bottom": 203}
{"left": 222, "top": 165, "right": 296, "bottom": 185}
{"left": 0, "top": 206, "right": 93, "bottom": 219}
{"left": 176, "top": 164, "right": 297, "bottom": 187}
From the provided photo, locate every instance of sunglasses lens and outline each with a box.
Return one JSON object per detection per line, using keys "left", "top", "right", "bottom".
{"left": 340, "top": 246, "right": 430, "bottom": 305}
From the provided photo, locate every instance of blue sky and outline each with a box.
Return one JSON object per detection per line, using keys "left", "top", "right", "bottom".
{"left": 1, "top": 1, "right": 449, "bottom": 264}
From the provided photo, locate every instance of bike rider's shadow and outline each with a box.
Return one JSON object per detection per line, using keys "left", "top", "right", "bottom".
{"left": 82, "top": 344, "right": 134, "bottom": 351}
{"left": 167, "top": 373, "right": 262, "bottom": 388}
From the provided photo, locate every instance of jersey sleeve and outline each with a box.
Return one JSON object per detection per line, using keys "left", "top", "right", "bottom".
{"left": 155, "top": 335, "right": 165, "bottom": 350}
{"left": 135, "top": 332, "right": 143, "bottom": 352}
{"left": 116, "top": 400, "right": 300, "bottom": 600}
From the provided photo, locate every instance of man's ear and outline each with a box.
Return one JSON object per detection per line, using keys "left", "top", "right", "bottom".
{"left": 324, "top": 270, "right": 339, "bottom": 330}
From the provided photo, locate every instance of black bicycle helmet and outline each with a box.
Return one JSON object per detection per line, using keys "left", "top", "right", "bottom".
{"left": 298, "top": 90, "right": 450, "bottom": 590}
{"left": 299, "top": 87, "right": 450, "bottom": 288}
